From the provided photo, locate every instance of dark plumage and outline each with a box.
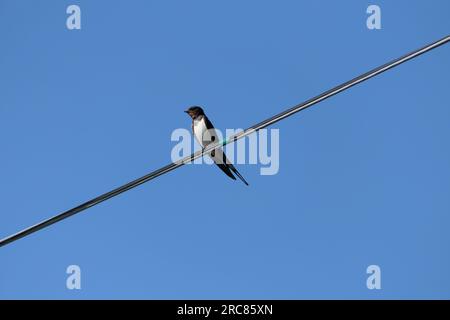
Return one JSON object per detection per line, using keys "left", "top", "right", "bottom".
{"left": 184, "top": 106, "right": 249, "bottom": 186}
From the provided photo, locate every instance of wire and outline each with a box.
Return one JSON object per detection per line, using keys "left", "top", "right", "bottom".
{"left": 1, "top": 35, "right": 449, "bottom": 248}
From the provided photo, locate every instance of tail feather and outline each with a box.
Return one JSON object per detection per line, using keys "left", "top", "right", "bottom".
{"left": 209, "top": 148, "right": 249, "bottom": 186}
{"left": 229, "top": 165, "right": 249, "bottom": 186}
{"left": 215, "top": 163, "right": 237, "bottom": 181}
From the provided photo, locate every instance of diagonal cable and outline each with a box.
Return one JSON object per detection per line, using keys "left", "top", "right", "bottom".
{"left": 1, "top": 35, "right": 449, "bottom": 248}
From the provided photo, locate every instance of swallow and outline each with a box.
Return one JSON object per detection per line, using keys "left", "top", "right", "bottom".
{"left": 184, "top": 106, "right": 249, "bottom": 186}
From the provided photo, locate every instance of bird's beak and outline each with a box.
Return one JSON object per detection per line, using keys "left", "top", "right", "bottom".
{"left": 184, "top": 110, "right": 189, "bottom": 113}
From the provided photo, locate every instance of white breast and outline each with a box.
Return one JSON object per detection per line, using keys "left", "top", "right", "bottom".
{"left": 193, "top": 117, "right": 216, "bottom": 147}
{"left": 193, "top": 117, "right": 208, "bottom": 147}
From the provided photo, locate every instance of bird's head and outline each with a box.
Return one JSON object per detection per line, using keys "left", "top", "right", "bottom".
{"left": 184, "top": 106, "right": 205, "bottom": 119}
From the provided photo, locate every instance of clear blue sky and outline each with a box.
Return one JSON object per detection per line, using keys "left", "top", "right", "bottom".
{"left": 1, "top": 0, "right": 449, "bottom": 299}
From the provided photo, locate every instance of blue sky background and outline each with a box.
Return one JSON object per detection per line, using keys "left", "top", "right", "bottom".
{"left": 0, "top": 0, "right": 449, "bottom": 299}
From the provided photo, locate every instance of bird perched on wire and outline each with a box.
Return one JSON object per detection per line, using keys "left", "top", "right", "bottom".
{"left": 184, "top": 106, "right": 249, "bottom": 186}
